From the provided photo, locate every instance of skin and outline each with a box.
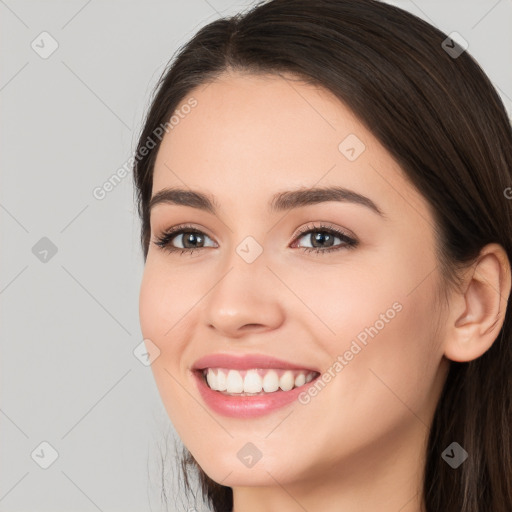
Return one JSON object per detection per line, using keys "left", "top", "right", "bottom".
{"left": 138, "top": 71, "right": 511, "bottom": 512}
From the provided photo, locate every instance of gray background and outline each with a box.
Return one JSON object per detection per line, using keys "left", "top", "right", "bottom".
{"left": 1, "top": 1, "right": 511, "bottom": 511}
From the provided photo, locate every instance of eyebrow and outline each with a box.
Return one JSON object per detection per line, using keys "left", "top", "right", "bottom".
{"left": 149, "top": 186, "right": 385, "bottom": 217}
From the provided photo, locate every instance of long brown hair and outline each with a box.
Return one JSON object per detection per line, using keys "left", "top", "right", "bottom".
{"left": 133, "top": 1, "right": 512, "bottom": 510}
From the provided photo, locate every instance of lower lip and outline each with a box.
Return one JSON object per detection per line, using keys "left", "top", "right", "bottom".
{"left": 192, "top": 370, "right": 319, "bottom": 418}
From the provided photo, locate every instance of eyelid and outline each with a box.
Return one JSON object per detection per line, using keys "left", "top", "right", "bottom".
{"left": 155, "top": 222, "right": 353, "bottom": 241}
{"left": 154, "top": 223, "right": 217, "bottom": 241}
{"left": 291, "top": 222, "right": 355, "bottom": 242}
{"left": 152, "top": 223, "right": 218, "bottom": 248}
{"left": 153, "top": 221, "right": 358, "bottom": 254}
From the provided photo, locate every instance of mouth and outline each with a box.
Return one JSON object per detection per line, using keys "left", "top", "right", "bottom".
{"left": 196, "top": 367, "right": 321, "bottom": 396}
{"left": 190, "top": 353, "right": 322, "bottom": 417}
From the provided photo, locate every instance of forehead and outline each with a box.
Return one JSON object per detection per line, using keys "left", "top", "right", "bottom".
{"left": 151, "top": 72, "right": 428, "bottom": 220}
{"left": 155, "top": 72, "right": 365, "bottom": 178}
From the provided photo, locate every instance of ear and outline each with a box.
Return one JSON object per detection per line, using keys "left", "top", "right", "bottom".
{"left": 443, "top": 243, "right": 512, "bottom": 363}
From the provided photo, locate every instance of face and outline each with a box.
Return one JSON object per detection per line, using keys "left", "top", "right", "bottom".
{"left": 139, "top": 72, "right": 450, "bottom": 490}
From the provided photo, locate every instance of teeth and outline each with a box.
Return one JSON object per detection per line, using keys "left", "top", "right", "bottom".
{"left": 206, "top": 369, "right": 218, "bottom": 390}
{"left": 244, "top": 369, "right": 263, "bottom": 393}
{"left": 226, "top": 369, "right": 244, "bottom": 393}
{"left": 279, "top": 370, "right": 294, "bottom": 391}
{"left": 262, "top": 370, "right": 279, "bottom": 392}
{"left": 216, "top": 368, "right": 227, "bottom": 391}
{"left": 294, "top": 373, "right": 306, "bottom": 387}
{"left": 204, "top": 368, "right": 317, "bottom": 395}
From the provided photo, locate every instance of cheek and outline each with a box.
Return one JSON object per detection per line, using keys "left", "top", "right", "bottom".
{"left": 294, "top": 250, "right": 442, "bottom": 413}
{"left": 308, "top": 240, "right": 441, "bottom": 370}
{"left": 138, "top": 258, "right": 200, "bottom": 346}
{"left": 138, "top": 258, "right": 213, "bottom": 394}
{"left": 139, "top": 267, "right": 168, "bottom": 344}
{"left": 138, "top": 263, "right": 198, "bottom": 426}
{"left": 282, "top": 284, "right": 442, "bottom": 474}
{"left": 321, "top": 271, "right": 441, "bottom": 427}
{"left": 282, "top": 258, "right": 399, "bottom": 344}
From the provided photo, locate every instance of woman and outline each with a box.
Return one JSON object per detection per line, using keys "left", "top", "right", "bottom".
{"left": 133, "top": 0, "right": 512, "bottom": 510}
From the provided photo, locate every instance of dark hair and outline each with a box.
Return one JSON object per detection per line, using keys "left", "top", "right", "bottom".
{"left": 133, "top": 1, "right": 512, "bottom": 511}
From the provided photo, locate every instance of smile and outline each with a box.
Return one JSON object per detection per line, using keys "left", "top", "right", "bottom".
{"left": 192, "top": 369, "right": 321, "bottom": 418}
{"left": 202, "top": 367, "right": 318, "bottom": 395}
{"left": 191, "top": 352, "right": 322, "bottom": 417}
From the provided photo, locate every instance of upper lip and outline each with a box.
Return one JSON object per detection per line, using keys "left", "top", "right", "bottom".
{"left": 191, "top": 353, "right": 320, "bottom": 373}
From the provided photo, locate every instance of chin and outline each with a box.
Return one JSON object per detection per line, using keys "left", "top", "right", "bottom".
{"left": 192, "top": 447, "right": 303, "bottom": 488}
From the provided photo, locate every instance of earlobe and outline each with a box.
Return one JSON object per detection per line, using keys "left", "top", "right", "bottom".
{"left": 443, "top": 243, "right": 511, "bottom": 363}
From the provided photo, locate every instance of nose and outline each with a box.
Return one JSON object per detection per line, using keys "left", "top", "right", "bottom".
{"left": 201, "top": 252, "right": 286, "bottom": 339}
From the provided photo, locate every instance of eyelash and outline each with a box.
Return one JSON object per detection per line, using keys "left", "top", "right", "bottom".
{"left": 153, "top": 222, "right": 358, "bottom": 256}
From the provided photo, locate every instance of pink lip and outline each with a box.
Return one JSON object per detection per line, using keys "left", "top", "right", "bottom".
{"left": 191, "top": 370, "right": 320, "bottom": 418}
{"left": 191, "top": 352, "right": 319, "bottom": 372}
{"left": 190, "top": 353, "right": 320, "bottom": 418}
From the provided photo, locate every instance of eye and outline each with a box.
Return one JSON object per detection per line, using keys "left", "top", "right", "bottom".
{"left": 291, "top": 223, "right": 358, "bottom": 254}
{"left": 152, "top": 222, "right": 358, "bottom": 256}
{"left": 153, "top": 223, "right": 217, "bottom": 256}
